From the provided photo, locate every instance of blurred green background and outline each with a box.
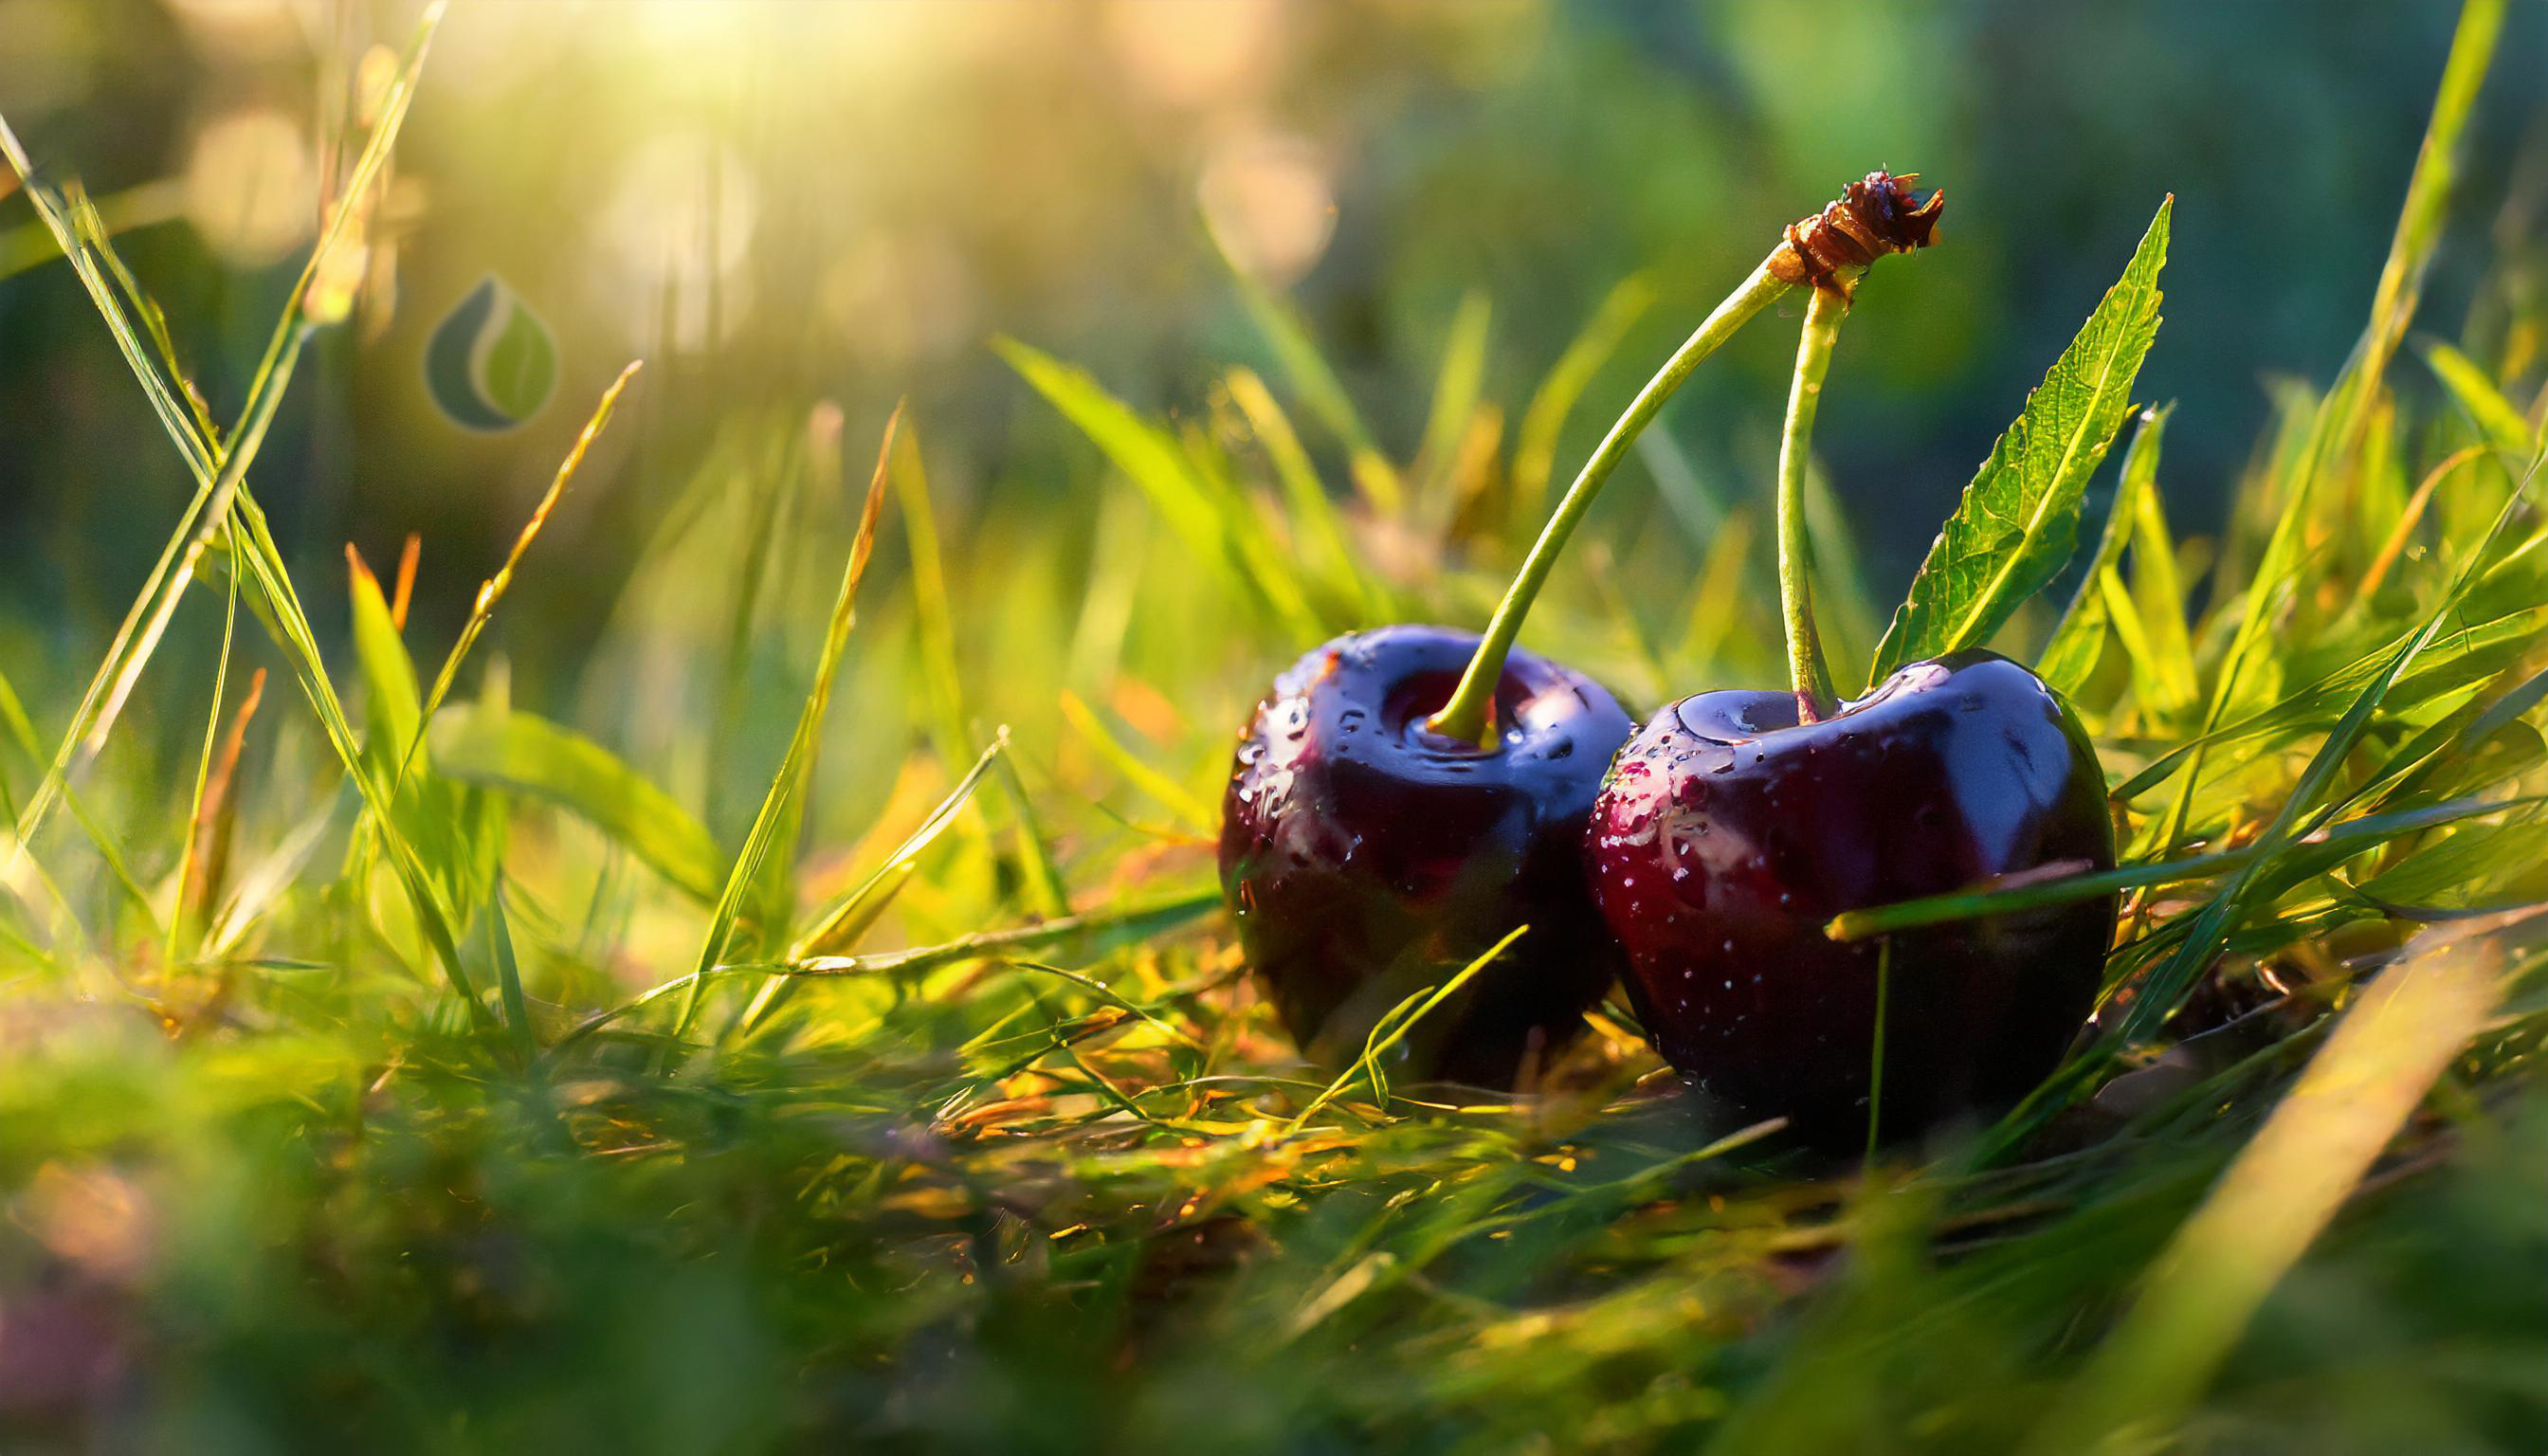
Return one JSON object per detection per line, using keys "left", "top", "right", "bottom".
{"left": 3, "top": 0, "right": 2543, "bottom": 705}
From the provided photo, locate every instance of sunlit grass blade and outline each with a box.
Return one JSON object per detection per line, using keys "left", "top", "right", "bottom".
{"left": 666, "top": 405, "right": 901, "bottom": 1046}
{"left": 1284, "top": 924, "right": 1529, "bottom": 1132}
{"left": 737, "top": 732, "right": 1015, "bottom": 1034}
{"left": 2421, "top": 338, "right": 2540, "bottom": 456}
{"left": 2114, "top": 445, "right": 2540, "bottom": 1046}
{"left": 2319, "top": 0, "right": 2506, "bottom": 462}
{"left": 893, "top": 428, "right": 978, "bottom": 773}
{"left": 1059, "top": 690, "right": 1213, "bottom": 832}
{"left": 389, "top": 361, "right": 643, "bottom": 807}
{"left": 2027, "top": 912, "right": 2535, "bottom": 1454}
{"left": 1209, "top": 227, "right": 1403, "bottom": 513}
{"left": 0, "top": 176, "right": 180, "bottom": 282}
{"left": 488, "top": 876, "right": 537, "bottom": 1068}
{"left": 167, "top": 547, "right": 243, "bottom": 964}
{"left": 1225, "top": 366, "right": 1383, "bottom": 620}
{"left": 550, "top": 885, "right": 1220, "bottom": 1060}
{"left": 347, "top": 548, "right": 424, "bottom": 772}
{"left": 432, "top": 705, "right": 722, "bottom": 904}
{"left": 795, "top": 733, "right": 1010, "bottom": 960}
{"left": 1411, "top": 291, "right": 1492, "bottom": 502}
{"left": 2357, "top": 444, "right": 2483, "bottom": 601}
{"left": 1674, "top": 504, "right": 1760, "bottom": 675}
{"left": 992, "top": 747, "right": 1072, "bottom": 919}
{"left": 1827, "top": 794, "right": 2537, "bottom": 941}
{"left": 4, "top": 324, "right": 312, "bottom": 872}
{"left": 2122, "top": 426, "right": 2200, "bottom": 719}
{"left": 223, "top": 467, "right": 489, "bottom": 1022}
{"left": 2039, "top": 409, "right": 2159, "bottom": 699}
{"left": 0, "top": 4, "right": 442, "bottom": 871}
{"left": 1000, "top": 337, "right": 1319, "bottom": 636}
{"left": 893, "top": 430, "right": 1071, "bottom": 917}
{"left": 2188, "top": 0, "right": 2502, "bottom": 761}
{"left": 1512, "top": 271, "right": 1658, "bottom": 522}
{"left": 2113, "top": 598, "right": 2548, "bottom": 806}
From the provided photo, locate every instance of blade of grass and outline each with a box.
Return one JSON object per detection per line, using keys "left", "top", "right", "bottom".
{"left": 2026, "top": 912, "right": 2534, "bottom": 1454}
{"left": 1411, "top": 291, "right": 1492, "bottom": 502}
{"left": 665, "top": 405, "right": 901, "bottom": 1047}
{"left": 894, "top": 430, "right": 1068, "bottom": 916}
{"left": 2123, "top": 432, "right": 2200, "bottom": 719}
{"left": 1674, "top": 504, "right": 1760, "bottom": 675}
{"left": 222, "top": 446, "right": 491, "bottom": 1022}
{"left": 1225, "top": 366, "right": 1382, "bottom": 620}
{"left": 0, "top": 176, "right": 181, "bottom": 282}
{"left": 0, "top": 4, "right": 442, "bottom": 864}
{"left": 1058, "top": 690, "right": 1212, "bottom": 831}
{"left": 737, "top": 731, "right": 1013, "bottom": 1033}
{"left": 1987, "top": 446, "right": 2545, "bottom": 1159}
{"left": 1284, "top": 925, "right": 1530, "bottom": 1132}
{"left": 2357, "top": 444, "right": 2484, "bottom": 601}
{"left": 2041, "top": 408, "right": 2163, "bottom": 698}
{"left": 389, "top": 362, "right": 642, "bottom": 808}
{"left": 488, "top": 876, "right": 537, "bottom": 1069}
{"left": 2123, "top": 466, "right": 2537, "bottom": 1043}
{"left": 548, "top": 885, "right": 1220, "bottom": 1060}
{"left": 1511, "top": 272, "right": 1659, "bottom": 522}
{"left": 1209, "top": 228, "right": 1403, "bottom": 513}
{"left": 167, "top": 541, "right": 243, "bottom": 965}
{"left": 1827, "top": 794, "right": 2537, "bottom": 940}
{"left": 2174, "top": 0, "right": 2504, "bottom": 846}
{"left": 2422, "top": 338, "right": 2540, "bottom": 457}
{"left": 1001, "top": 337, "right": 1319, "bottom": 637}
{"left": 431, "top": 705, "right": 723, "bottom": 904}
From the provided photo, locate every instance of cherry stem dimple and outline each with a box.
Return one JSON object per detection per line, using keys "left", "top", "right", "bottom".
{"left": 1778, "top": 284, "right": 1849, "bottom": 722}
{"left": 1425, "top": 261, "right": 1793, "bottom": 745}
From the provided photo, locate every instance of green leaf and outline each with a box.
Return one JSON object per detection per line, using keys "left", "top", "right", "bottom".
{"left": 432, "top": 705, "right": 722, "bottom": 904}
{"left": 1870, "top": 198, "right": 2173, "bottom": 679}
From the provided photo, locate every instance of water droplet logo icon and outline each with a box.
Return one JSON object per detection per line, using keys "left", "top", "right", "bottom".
{"left": 426, "top": 275, "right": 557, "bottom": 431}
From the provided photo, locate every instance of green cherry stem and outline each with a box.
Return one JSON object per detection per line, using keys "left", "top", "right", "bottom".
{"left": 1425, "top": 260, "right": 1792, "bottom": 744}
{"left": 1423, "top": 169, "right": 1941, "bottom": 745}
{"left": 1777, "top": 284, "right": 1848, "bottom": 721}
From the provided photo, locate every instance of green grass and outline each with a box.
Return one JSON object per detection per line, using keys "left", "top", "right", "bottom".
{"left": 5, "top": 2, "right": 2548, "bottom": 1450}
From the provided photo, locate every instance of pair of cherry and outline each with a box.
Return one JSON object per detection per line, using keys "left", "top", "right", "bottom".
{"left": 1218, "top": 175, "right": 2118, "bottom": 1148}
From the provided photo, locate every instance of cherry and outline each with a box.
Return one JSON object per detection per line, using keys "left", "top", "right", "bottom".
{"left": 1220, "top": 625, "right": 1634, "bottom": 1086}
{"left": 1585, "top": 650, "right": 2117, "bottom": 1145}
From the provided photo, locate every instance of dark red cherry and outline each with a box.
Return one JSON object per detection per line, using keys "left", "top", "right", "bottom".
{"left": 1585, "top": 650, "right": 2116, "bottom": 1146}
{"left": 1220, "top": 625, "right": 1637, "bottom": 1087}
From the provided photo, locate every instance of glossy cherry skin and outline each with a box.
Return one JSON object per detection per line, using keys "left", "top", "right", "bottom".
{"left": 1586, "top": 650, "right": 2116, "bottom": 1146}
{"left": 1220, "top": 625, "right": 1637, "bottom": 1086}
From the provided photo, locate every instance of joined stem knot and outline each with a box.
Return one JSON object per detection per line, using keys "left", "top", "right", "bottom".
{"left": 1770, "top": 171, "right": 1945, "bottom": 300}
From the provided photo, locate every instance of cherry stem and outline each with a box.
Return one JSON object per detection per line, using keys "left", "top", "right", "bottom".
{"left": 1425, "top": 260, "right": 1792, "bottom": 744}
{"left": 1778, "top": 283, "right": 1848, "bottom": 722}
